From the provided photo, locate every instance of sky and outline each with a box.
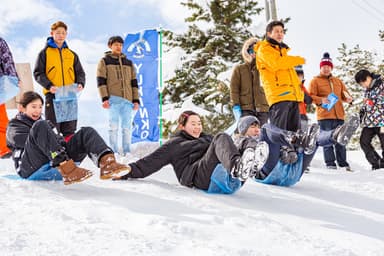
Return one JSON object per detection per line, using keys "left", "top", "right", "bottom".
{"left": 1, "top": 0, "right": 384, "bottom": 100}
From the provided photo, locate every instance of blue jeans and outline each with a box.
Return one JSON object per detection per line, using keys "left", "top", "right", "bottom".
{"left": 318, "top": 119, "right": 349, "bottom": 167}
{"left": 108, "top": 96, "right": 134, "bottom": 154}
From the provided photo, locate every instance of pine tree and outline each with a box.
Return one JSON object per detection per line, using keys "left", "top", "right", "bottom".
{"left": 334, "top": 33, "right": 383, "bottom": 149}
{"left": 163, "top": 0, "right": 263, "bottom": 135}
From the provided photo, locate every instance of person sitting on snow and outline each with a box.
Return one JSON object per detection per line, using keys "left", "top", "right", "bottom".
{"left": 112, "top": 110, "right": 269, "bottom": 194}
{"left": 233, "top": 114, "right": 359, "bottom": 186}
{"left": 6, "top": 91, "right": 130, "bottom": 185}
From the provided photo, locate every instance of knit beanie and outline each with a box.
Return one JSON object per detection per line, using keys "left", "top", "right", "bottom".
{"left": 320, "top": 52, "right": 333, "bottom": 69}
{"left": 237, "top": 116, "right": 260, "bottom": 135}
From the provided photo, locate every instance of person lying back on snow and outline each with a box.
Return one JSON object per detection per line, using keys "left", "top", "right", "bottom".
{"left": 113, "top": 110, "right": 269, "bottom": 194}
{"left": 6, "top": 91, "right": 130, "bottom": 185}
{"left": 233, "top": 115, "right": 359, "bottom": 186}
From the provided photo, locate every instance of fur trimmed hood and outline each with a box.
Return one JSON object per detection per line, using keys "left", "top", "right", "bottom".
{"left": 242, "top": 37, "right": 258, "bottom": 64}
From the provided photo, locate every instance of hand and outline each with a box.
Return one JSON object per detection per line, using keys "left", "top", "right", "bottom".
{"left": 77, "top": 84, "right": 84, "bottom": 92}
{"left": 280, "top": 147, "right": 298, "bottom": 164}
{"left": 345, "top": 96, "right": 353, "bottom": 104}
{"left": 49, "top": 86, "right": 57, "bottom": 94}
{"left": 102, "top": 100, "right": 110, "bottom": 109}
{"left": 321, "top": 97, "right": 330, "bottom": 104}
{"left": 133, "top": 102, "right": 140, "bottom": 110}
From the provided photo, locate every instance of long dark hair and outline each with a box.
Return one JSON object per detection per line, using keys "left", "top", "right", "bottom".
{"left": 177, "top": 110, "right": 200, "bottom": 127}
{"left": 18, "top": 91, "right": 44, "bottom": 108}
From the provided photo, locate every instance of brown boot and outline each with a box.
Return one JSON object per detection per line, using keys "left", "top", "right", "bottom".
{"left": 58, "top": 159, "right": 93, "bottom": 185}
{"left": 99, "top": 153, "right": 131, "bottom": 179}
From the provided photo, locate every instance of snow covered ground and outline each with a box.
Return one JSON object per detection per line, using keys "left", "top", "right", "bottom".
{"left": 1, "top": 145, "right": 383, "bottom": 256}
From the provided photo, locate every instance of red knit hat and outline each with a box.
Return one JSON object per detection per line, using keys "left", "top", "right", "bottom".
{"left": 320, "top": 52, "right": 333, "bottom": 69}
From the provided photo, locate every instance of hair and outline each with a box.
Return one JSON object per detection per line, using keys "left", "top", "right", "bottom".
{"left": 51, "top": 21, "right": 68, "bottom": 31}
{"left": 18, "top": 91, "right": 44, "bottom": 108}
{"left": 355, "top": 69, "right": 372, "bottom": 83}
{"left": 266, "top": 20, "right": 284, "bottom": 33}
{"left": 108, "top": 36, "right": 124, "bottom": 46}
{"left": 177, "top": 110, "right": 200, "bottom": 127}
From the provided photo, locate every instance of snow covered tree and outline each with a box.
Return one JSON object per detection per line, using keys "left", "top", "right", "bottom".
{"left": 163, "top": 0, "right": 264, "bottom": 135}
{"left": 334, "top": 33, "right": 384, "bottom": 149}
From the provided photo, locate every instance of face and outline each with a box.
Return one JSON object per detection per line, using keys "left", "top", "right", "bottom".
{"left": 181, "top": 115, "right": 202, "bottom": 138}
{"left": 320, "top": 65, "right": 332, "bottom": 76}
{"left": 267, "top": 25, "right": 284, "bottom": 43}
{"left": 109, "top": 42, "right": 123, "bottom": 55}
{"left": 359, "top": 76, "right": 372, "bottom": 88}
{"left": 51, "top": 27, "right": 67, "bottom": 46}
{"left": 21, "top": 99, "right": 43, "bottom": 121}
{"left": 245, "top": 123, "right": 260, "bottom": 137}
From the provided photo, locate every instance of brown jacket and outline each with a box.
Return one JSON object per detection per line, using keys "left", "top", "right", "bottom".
{"left": 96, "top": 52, "right": 139, "bottom": 103}
{"left": 230, "top": 37, "right": 269, "bottom": 112}
{"left": 309, "top": 74, "right": 350, "bottom": 121}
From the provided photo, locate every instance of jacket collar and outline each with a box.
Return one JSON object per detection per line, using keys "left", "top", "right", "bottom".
{"left": 369, "top": 74, "right": 382, "bottom": 89}
{"left": 46, "top": 37, "right": 68, "bottom": 49}
{"left": 266, "top": 37, "right": 289, "bottom": 49}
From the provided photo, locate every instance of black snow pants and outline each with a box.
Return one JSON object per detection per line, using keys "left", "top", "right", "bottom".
{"left": 192, "top": 133, "right": 241, "bottom": 190}
{"left": 18, "top": 120, "right": 112, "bottom": 178}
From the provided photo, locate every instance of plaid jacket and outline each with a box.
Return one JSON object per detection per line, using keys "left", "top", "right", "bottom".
{"left": 360, "top": 74, "right": 384, "bottom": 127}
{"left": 0, "top": 37, "right": 18, "bottom": 77}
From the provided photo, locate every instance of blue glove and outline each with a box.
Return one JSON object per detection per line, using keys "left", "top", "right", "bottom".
{"left": 232, "top": 105, "right": 242, "bottom": 121}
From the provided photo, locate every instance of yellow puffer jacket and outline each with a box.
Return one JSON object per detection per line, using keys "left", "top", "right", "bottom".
{"left": 34, "top": 37, "right": 85, "bottom": 95}
{"left": 254, "top": 39, "right": 305, "bottom": 106}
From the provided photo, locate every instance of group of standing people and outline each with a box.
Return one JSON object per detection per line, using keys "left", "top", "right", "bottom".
{"left": 230, "top": 20, "right": 384, "bottom": 172}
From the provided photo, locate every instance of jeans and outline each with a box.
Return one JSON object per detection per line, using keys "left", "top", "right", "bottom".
{"left": 318, "top": 119, "right": 349, "bottom": 167}
{"left": 108, "top": 96, "right": 134, "bottom": 154}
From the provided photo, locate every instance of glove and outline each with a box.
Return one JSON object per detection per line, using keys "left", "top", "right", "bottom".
{"left": 232, "top": 105, "right": 242, "bottom": 121}
{"left": 280, "top": 147, "right": 298, "bottom": 164}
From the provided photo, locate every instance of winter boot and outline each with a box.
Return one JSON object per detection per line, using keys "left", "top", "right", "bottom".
{"left": 231, "top": 147, "right": 256, "bottom": 181}
{"left": 332, "top": 114, "right": 360, "bottom": 146}
{"left": 57, "top": 159, "right": 93, "bottom": 185}
{"left": 250, "top": 141, "right": 269, "bottom": 179}
{"left": 99, "top": 153, "right": 131, "bottom": 179}
{"left": 291, "top": 124, "right": 320, "bottom": 155}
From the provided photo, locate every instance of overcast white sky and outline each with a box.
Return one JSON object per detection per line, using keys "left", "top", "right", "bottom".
{"left": 1, "top": 0, "right": 383, "bottom": 98}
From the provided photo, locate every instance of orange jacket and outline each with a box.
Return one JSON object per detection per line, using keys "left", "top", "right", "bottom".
{"left": 309, "top": 74, "right": 350, "bottom": 121}
{"left": 254, "top": 39, "right": 305, "bottom": 106}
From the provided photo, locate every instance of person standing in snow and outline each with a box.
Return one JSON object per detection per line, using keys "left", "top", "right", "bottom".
{"left": 6, "top": 91, "right": 130, "bottom": 184}
{"left": 254, "top": 20, "right": 305, "bottom": 132}
{"left": 230, "top": 37, "right": 269, "bottom": 126}
{"left": 0, "top": 37, "right": 19, "bottom": 159}
{"left": 309, "top": 52, "right": 353, "bottom": 171}
{"left": 113, "top": 110, "right": 269, "bottom": 194}
{"left": 97, "top": 36, "right": 140, "bottom": 155}
{"left": 34, "top": 21, "right": 85, "bottom": 141}
{"left": 354, "top": 69, "right": 384, "bottom": 170}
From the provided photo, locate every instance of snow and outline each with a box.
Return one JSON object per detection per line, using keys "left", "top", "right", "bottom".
{"left": 1, "top": 142, "right": 384, "bottom": 255}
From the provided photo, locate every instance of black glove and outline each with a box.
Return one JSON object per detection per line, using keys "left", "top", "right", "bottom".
{"left": 280, "top": 147, "right": 298, "bottom": 164}
{"left": 359, "top": 108, "right": 365, "bottom": 124}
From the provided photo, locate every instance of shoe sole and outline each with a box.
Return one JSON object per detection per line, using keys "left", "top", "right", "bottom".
{"left": 253, "top": 141, "right": 269, "bottom": 173}
{"left": 304, "top": 124, "right": 320, "bottom": 155}
{"left": 238, "top": 148, "right": 256, "bottom": 181}
{"left": 337, "top": 115, "right": 360, "bottom": 146}
{"left": 100, "top": 166, "right": 132, "bottom": 180}
{"left": 64, "top": 172, "right": 93, "bottom": 185}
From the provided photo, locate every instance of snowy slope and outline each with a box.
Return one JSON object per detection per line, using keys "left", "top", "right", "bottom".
{"left": 1, "top": 148, "right": 383, "bottom": 256}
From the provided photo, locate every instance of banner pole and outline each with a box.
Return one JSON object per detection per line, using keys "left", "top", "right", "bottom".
{"left": 159, "top": 27, "right": 163, "bottom": 146}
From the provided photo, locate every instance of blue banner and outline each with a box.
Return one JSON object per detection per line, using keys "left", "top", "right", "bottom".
{"left": 123, "top": 29, "right": 159, "bottom": 143}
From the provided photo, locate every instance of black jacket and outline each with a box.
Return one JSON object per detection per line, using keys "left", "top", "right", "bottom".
{"left": 126, "top": 130, "right": 213, "bottom": 187}
{"left": 6, "top": 113, "right": 64, "bottom": 175}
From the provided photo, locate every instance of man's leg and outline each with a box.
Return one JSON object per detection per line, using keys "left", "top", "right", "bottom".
{"left": 193, "top": 133, "right": 241, "bottom": 190}
{"left": 360, "top": 127, "right": 381, "bottom": 167}
{"left": 108, "top": 97, "right": 120, "bottom": 153}
{"left": 318, "top": 119, "right": 337, "bottom": 168}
